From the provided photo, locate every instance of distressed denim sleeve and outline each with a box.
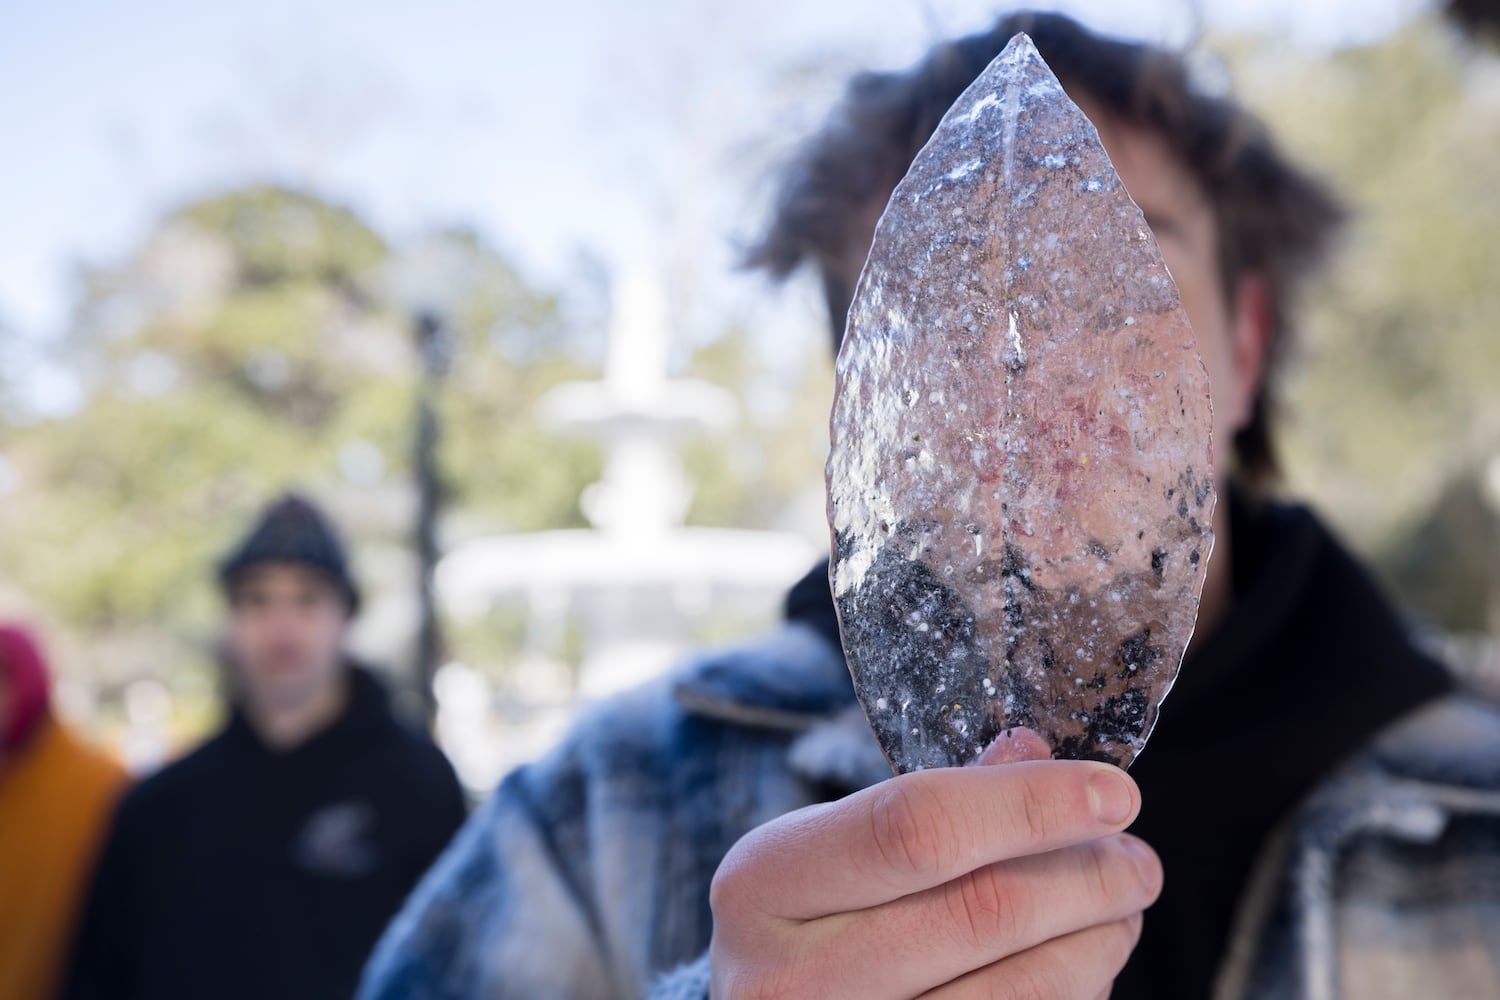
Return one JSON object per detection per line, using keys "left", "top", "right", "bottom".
{"left": 647, "top": 953, "right": 713, "bottom": 1000}
{"left": 357, "top": 764, "right": 616, "bottom": 1000}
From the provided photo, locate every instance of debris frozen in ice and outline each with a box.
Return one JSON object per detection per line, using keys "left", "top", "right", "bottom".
{"left": 827, "top": 34, "right": 1215, "bottom": 773}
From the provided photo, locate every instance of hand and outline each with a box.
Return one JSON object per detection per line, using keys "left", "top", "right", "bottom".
{"left": 708, "top": 729, "right": 1160, "bottom": 999}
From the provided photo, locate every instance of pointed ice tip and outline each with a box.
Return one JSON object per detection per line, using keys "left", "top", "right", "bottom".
{"left": 1002, "top": 31, "right": 1039, "bottom": 62}
{"left": 996, "top": 32, "right": 1059, "bottom": 83}
{"left": 979, "top": 31, "right": 1065, "bottom": 100}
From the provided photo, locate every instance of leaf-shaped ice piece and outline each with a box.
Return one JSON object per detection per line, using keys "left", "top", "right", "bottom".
{"left": 827, "top": 33, "right": 1216, "bottom": 773}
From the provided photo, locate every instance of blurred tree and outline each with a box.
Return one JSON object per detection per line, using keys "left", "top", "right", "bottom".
{"left": 1379, "top": 467, "right": 1500, "bottom": 631}
{"left": 680, "top": 323, "right": 831, "bottom": 532}
{"left": 411, "top": 228, "right": 604, "bottom": 535}
{"left": 1227, "top": 15, "right": 1500, "bottom": 628}
{"left": 0, "top": 187, "right": 600, "bottom": 720}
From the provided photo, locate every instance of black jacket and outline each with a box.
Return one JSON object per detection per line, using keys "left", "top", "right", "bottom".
{"left": 1108, "top": 496, "right": 1453, "bottom": 999}
{"left": 61, "top": 665, "right": 467, "bottom": 1000}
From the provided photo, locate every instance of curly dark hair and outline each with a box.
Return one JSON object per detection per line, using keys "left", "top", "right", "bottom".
{"left": 745, "top": 10, "right": 1346, "bottom": 487}
{"left": 1448, "top": 0, "right": 1500, "bottom": 44}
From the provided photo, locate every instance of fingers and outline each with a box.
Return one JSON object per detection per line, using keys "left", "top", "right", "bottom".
{"left": 917, "top": 912, "right": 1143, "bottom": 1000}
{"left": 808, "top": 834, "right": 1161, "bottom": 998}
{"left": 714, "top": 760, "right": 1141, "bottom": 920}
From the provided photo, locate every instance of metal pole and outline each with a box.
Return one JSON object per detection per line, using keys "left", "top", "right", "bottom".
{"left": 413, "top": 310, "right": 448, "bottom": 728}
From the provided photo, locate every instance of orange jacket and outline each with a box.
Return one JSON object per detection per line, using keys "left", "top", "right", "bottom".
{"left": 0, "top": 714, "right": 127, "bottom": 1000}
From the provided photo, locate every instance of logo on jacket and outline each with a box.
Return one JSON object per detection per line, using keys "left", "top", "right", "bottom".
{"left": 292, "top": 798, "right": 380, "bottom": 877}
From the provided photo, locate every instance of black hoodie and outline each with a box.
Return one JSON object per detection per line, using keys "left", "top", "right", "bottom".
{"left": 61, "top": 666, "right": 467, "bottom": 1000}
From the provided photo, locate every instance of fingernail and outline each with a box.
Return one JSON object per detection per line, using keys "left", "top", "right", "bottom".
{"left": 1087, "top": 770, "right": 1134, "bottom": 824}
{"left": 1120, "top": 837, "right": 1162, "bottom": 893}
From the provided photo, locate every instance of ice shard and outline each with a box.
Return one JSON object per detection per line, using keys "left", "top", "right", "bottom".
{"left": 827, "top": 34, "right": 1216, "bottom": 773}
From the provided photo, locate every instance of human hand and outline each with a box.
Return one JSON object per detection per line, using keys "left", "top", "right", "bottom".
{"left": 708, "top": 729, "right": 1159, "bottom": 999}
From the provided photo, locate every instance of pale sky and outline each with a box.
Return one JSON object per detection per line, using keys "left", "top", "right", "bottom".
{"left": 0, "top": 0, "right": 1430, "bottom": 408}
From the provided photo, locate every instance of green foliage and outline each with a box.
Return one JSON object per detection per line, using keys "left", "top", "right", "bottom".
{"left": 1230, "top": 17, "right": 1500, "bottom": 627}
{"left": 680, "top": 323, "right": 832, "bottom": 530}
{"left": 179, "top": 187, "right": 387, "bottom": 288}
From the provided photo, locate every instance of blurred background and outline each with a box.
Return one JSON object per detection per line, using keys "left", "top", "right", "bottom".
{"left": 2, "top": 0, "right": 1497, "bottom": 794}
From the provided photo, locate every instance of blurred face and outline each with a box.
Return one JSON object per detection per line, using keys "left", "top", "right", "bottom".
{"left": 1078, "top": 101, "right": 1269, "bottom": 460}
{"left": 226, "top": 563, "right": 349, "bottom": 713}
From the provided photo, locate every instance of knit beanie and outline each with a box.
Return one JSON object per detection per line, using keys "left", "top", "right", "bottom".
{"left": 217, "top": 494, "right": 361, "bottom": 616}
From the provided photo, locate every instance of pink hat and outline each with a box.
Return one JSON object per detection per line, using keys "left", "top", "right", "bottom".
{"left": 0, "top": 625, "right": 51, "bottom": 752}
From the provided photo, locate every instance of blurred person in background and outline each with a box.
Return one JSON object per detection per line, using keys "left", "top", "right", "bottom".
{"left": 359, "top": 11, "right": 1500, "bottom": 1000}
{"left": 62, "top": 493, "right": 467, "bottom": 1000}
{"left": 0, "top": 625, "right": 126, "bottom": 1000}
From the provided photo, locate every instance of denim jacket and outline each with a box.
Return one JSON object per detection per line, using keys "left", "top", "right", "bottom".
{"left": 359, "top": 621, "right": 1500, "bottom": 999}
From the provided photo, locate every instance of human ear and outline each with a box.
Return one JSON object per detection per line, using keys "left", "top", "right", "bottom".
{"left": 1229, "top": 274, "right": 1273, "bottom": 433}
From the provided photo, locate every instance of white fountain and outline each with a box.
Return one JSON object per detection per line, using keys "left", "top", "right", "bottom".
{"left": 433, "top": 268, "right": 818, "bottom": 787}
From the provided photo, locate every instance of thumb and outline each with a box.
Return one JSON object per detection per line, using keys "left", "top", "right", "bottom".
{"left": 973, "top": 727, "right": 1053, "bottom": 766}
